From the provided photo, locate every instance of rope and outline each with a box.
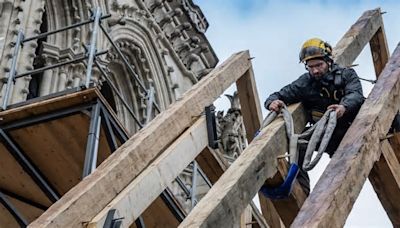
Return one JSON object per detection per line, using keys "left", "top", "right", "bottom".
{"left": 300, "top": 110, "right": 336, "bottom": 171}
{"left": 260, "top": 105, "right": 337, "bottom": 171}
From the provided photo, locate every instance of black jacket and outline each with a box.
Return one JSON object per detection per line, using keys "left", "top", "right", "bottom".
{"left": 264, "top": 64, "right": 364, "bottom": 124}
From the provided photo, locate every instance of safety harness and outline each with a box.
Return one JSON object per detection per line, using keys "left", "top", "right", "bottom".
{"left": 259, "top": 105, "right": 337, "bottom": 199}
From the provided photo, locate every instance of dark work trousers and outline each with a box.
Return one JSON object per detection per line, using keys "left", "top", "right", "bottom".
{"left": 296, "top": 120, "right": 351, "bottom": 196}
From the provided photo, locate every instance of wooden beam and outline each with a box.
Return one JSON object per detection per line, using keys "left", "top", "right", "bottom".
{"left": 240, "top": 205, "right": 253, "bottom": 228}
{"left": 236, "top": 65, "right": 263, "bottom": 142}
{"left": 195, "top": 146, "right": 228, "bottom": 184}
{"left": 369, "top": 140, "right": 400, "bottom": 226}
{"left": 366, "top": 10, "right": 400, "bottom": 227}
{"left": 196, "top": 147, "right": 269, "bottom": 228}
{"left": 236, "top": 64, "right": 288, "bottom": 227}
{"left": 265, "top": 160, "right": 307, "bottom": 227}
{"left": 86, "top": 116, "right": 208, "bottom": 227}
{"left": 178, "top": 103, "right": 307, "bottom": 228}
{"left": 369, "top": 10, "right": 389, "bottom": 77}
{"left": 258, "top": 195, "right": 283, "bottom": 228}
{"left": 334, "top": 8, "right": 384, "bottom": 67}
{"left": 29, "top": 51, "right": 252, "bottom": 228}
{"left": 291, "top": 43, "right": 400, "bottom": 227}
{"left": 178, "top": 8, "right": 389, "bottom": 227}
{"left": 389, "top": 134, "right": 400, "bottom": 162}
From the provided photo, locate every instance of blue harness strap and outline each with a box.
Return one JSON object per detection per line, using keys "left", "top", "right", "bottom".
{"left": 257, "top": 107, "right": 300, "bottom": 199}
{"left": 260, "top": 163, "right": 300, "bottom": 199}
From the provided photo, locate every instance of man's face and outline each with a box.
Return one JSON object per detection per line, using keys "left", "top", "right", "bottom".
{"left": 306, "top": 59, "right": 329, "bottom": 79}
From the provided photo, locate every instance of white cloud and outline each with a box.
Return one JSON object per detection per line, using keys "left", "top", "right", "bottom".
{"left": 196, "top": 1, "right": 400, "bottom": 227}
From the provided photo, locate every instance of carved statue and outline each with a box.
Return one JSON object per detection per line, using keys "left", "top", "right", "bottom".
{"left": 216, "top": 92, "right": 247, "bottom": 160}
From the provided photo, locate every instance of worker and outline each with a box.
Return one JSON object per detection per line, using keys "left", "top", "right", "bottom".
{"left": 264, "top": 38, "right": 364, "bottom": 195}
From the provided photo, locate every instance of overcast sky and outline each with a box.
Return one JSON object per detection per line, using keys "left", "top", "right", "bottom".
{"left": 195, "top": 1, "right": 400, "bottom": 227}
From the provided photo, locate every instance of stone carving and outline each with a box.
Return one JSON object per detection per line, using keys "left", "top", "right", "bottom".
{"left": 216, "top": 92, "right": 247, "bottom": 160}
{"left": 0, "top": 0, "right": 219, "bottom": 220}
{"left": 181, "top": 0, "right": 208, "bottom": 33}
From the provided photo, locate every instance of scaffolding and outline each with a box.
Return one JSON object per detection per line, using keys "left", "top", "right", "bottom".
{"left": 0, "top": 7, "right": 212, "bottom": 227}
{"left": 2, "top": 5, "right": 396, "bottom": 228}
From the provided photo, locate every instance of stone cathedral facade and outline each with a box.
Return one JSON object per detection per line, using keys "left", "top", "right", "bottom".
{"left": 0, "top": 0, "right": 248, "bottom": 220}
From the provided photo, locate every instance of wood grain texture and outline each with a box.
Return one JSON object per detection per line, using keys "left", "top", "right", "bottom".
{"left": 292, "top": 43, "right": 400, "bottom": 227}
{"left": 29, "top": 51, "right": 251, "bottom": 228}
{"left": 178, "top": 104, "right": 306, "bottom": 228}
{"left": 88, "top": 117, "right": 208, "bottom": 228}
{"left": 369, "top": 140, "right": 400, "bottom": 226}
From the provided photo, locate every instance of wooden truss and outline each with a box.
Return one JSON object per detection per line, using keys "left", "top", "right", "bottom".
{"left": 23, "top": 7, "right": 399, "bottom": 227}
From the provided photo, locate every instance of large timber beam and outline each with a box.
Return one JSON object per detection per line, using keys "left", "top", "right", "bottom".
{"left": 195, "top": 147, "right": 269, "bottom": 228}
{"left": 177, "top": 8, "right": 384, "bottom": 228}
{"left": 333, "top": 8, "right": 384, "bottom": 67}
{"left": 237, "top": 65, "right": 305, "bottom": 226}
{"left": 29, "top": 51, "right": 252, "bottom": 228}
{"left": 178, "top": 103, "right": 307, "bottom": 228}
{"left": 369, "top": 140, "right": 400, "bottom": 226}
{"left": 87, "top": 116, "right": 208, "bottom": 227}
{"left": 365, "top": 13, "right": 400, "bottom": 226}
{"left": 291, "top": 43, "right": 400, "bottom": 227}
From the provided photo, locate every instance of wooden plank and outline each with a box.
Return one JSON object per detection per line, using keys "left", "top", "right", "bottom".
{"left": 291, "top": 43, "right": 400, "bottom": 227}
{"left": 178, "top": 8, "right": 385, "bottom": 227}
{"left": 240, "top": 205, "right": 252, "bottom": 228}
{"left": 140, "top": 196, "right": 180, "bottom": 228}
{"left": 265, "top": 160, "right": 307, "bottom": 227}
{"left": 237, "top": 62, "right": 307, "bottom": 226}
{"left": 196, "top": 147, "right": 269, "bottom": 228}
{"left": 0, "top": 88, "right": 99, "bottom": 124}
{"left": 0, "top": 142, "right": 51, "bottom": 208}
{"left": 389, "top": 134, "right": 400, "bottom": 161}
{"left": 236, "top": 66, "right": 263, "bottom": 142}
{"left": 29, "top": 51, "right": 251, "bottom": 228}
{"left": 10, "top": 114, "right": 112, "bottom": 195}
{"left": 195, "top": 146, "right": 228, "bottom": 184}
{"left": 236, "top": 63, "right": 286, "bottom": 227}
{"left": 369, "top": 140, "right": 400, "bottom": 226}
{"left": 258, "top": 196, "right": 283, "bottom": 228}
{"left": 333, "top": 8, "right": 383, "bottom": 67}
{"left": 87, "top": 116, "right": 208, "bottom": 227}
{"left": 178, "top": 103, "right": 306, "bottom": 228}
{"left": 366, "top": 11, "right": 400, "bottom": 227}
{"left": 369, "top": 10, "right": 389, "bottom": 77}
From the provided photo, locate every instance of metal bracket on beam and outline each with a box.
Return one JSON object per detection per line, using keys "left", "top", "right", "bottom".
{"left": 103, "top": 209, "right": 123, "bottom": 228}
{"left": 103, "top": 209, "right": 146, "bottom": 228}
{"left": 205, "top": 105, "right": 218, "bottom": 149}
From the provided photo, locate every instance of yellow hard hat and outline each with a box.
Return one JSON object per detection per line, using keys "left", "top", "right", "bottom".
{"left": 299, "top": 38, "right": 333, "bottom": 63}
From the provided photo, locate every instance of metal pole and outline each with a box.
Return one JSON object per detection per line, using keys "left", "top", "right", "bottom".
{"left": 99, "top": 24, "right": 161, "bottom": 113}
{"left": 145, "top": 86, "right": 154, "bottom": 124}
{"left": 83, "top": 101, "right": 101, "bottom": 177}
{"left": 22, "top": 14, "right": 111, "bottom": 43}
{"left": 2, "top": 30, "right": 24, "bottom": 110}
{"left": 0, "top": 188, "right": 48, "bottom": 211}
{"left": 0, "top": 128, "right": 60, "bottom": 202}
{"left": 0, "top": 191, "right": 28, "bottom": 227}
{"left": 99, "top": 104, "right": 129, "bottom": 143}
{"left": 190, "top": 161, "right": 198, "bottom": 209}
{"left": 93, "top": 59, "right": 143, "bottom": 128}
{"left": 15, "top": 50, "right": 108, "bottom": 79}
{"left": 160, "top": 191, "right": 186, "bottom": 222}
{"left": 196, "top": 166, "right": 213, "bottom": 188}
{"left": 175, "top": 176, "right": 191, "bottom": 197}
{"left": 3, "top": 102, "right": 94, "bottom": 131}
{"left": 85, "top": 7, "right": 102, "bottom": 88}
{"left": 101, "top": 109, "right": 118, "bottom": 152}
